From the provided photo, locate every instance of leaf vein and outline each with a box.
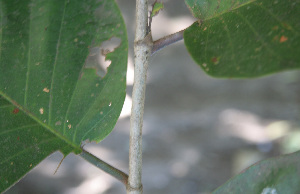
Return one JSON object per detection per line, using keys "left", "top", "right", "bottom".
{"left": 0, "top": 137, "right": 59, "bottom": 166}
{"left": 80, "top": 103, "right": 115, "bottom": 142}
{"left": 222, "top": 19, "right": 238, "bottom": 68}
{"left": 73, "top": 78, "right": 111, "bottom": 143}
{"left": 48, "top": 0, "right": 67, "bottom": 125}
{"left": 72, "top": 78, "right": 112, "bottom": 142}
{"left": 0, "top": 124, "right": 39, "bottom": 135}
{"left": 24, "top": 4, "right": 32, "bottom": 107}
{"left": 255, "top": 2, "right": 300, "bottom": 36}
{"left": 235, "top": 11, "right": 279, "bottom": 59}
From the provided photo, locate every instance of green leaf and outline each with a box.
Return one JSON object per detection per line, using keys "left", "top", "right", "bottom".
{"left": 213, "top": 151, "right": 300, "bottom": 194}
{"left": 0, "top": 0, "right": 127, "bottom": 192}
{"left": 0, "top": 96, "right": 78, "bottom": 192}
{"left": 185, "top": 0, "right": 254, "bottom": 20}
{"left": 151, "top": 1, "right": 164, "bottom": 17}
{"left": 184, "top": 0, "right": 300, "bottom": 78}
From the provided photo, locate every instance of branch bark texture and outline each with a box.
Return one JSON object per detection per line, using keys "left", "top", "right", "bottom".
{"left": 128, "top": 0, "right": 152, "bottom": 193}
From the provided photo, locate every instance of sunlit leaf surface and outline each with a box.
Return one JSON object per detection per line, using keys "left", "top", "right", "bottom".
{"left": 0, "top": 0, "right": 127, "bottom": 192}
{"left": 213, "top": 151, "right": 300, "bottom": 194}
{"left": 184, "top": 0, "right": 300, "bottom": 77}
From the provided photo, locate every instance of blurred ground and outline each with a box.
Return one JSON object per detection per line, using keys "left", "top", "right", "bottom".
{"left": 5, "top": 0, "right": 300, "bottom": 194}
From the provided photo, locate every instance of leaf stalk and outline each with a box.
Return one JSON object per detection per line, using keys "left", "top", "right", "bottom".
{"left": 152, "top": 29, "right": 184, "bottom": 55}
{"left": 80, "top": 149, "right": 128, "bottom": 185}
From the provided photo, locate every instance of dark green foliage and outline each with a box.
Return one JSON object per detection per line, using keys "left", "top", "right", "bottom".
{"left": 0, "top": 0, "right": 127, "bottom": 192}
{"left": 184, "top": 0, "right": 300, "bottom": 77}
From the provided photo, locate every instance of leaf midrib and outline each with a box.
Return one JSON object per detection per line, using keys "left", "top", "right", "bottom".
{"left": 0, "top": 91, "right": 81, "bottom": 152}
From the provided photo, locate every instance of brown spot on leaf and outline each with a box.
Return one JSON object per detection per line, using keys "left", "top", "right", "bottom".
{"left": 12, "top": 108, "right": 19, "bottom": 114}
{"left": 211, "top": 57, "right": 220, "bottom": 65}
{"left": 17, "top": 136, "right": 20, "bottom": 141}
{"left": 280, "top": 35, "right": 288, "bottom": 43}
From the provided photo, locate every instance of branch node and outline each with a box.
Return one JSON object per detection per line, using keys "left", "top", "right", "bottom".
{"left": 126, "top": 184, "right": 143, "bottom": 193}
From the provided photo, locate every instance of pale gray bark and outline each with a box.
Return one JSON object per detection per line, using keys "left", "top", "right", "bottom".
{"left": 127, "top": 0, "right": 152, "bottom": 193}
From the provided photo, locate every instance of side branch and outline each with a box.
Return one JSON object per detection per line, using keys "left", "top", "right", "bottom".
{"left": 80, "top": 149, "right": 128, "bottom": 185}
{"left": 152, "top": 29, "right": 184, "bottom": 55}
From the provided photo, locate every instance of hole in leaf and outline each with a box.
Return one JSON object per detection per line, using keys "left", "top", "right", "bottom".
{"left": 85, "top": 37, "right": 121, "bottom": 77}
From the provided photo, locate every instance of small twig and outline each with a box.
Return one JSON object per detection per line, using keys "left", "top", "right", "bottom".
{"left": 152, "top": 29, "right": 184, "bottom": 55}
{"left": 80, "top": 149, "right": 128, "bottom": 185}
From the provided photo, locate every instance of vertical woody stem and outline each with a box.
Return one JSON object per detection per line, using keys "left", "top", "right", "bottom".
{"left": 127, "top": 0, "right": 152, "bottom": 193}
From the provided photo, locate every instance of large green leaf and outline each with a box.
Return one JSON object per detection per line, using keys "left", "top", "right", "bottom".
{"left": 184, "top": 0, "right": 300, "bottom": 78}
{"left": 0, "top": 96, "right": 78, "bottom": 192}
{"left": 0, "top": 0, "right": 127, "bottom": 192}
{"left": 213, "top": 151, "right": 300, "bottom": 194}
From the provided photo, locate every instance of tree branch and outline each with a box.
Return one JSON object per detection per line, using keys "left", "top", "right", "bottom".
{"left": 128, "top": 0, "right": 152, "bottom": 193}
{"left": 152, "top": 29, "right": 184, "bottom": 55}
{"left": 80, "top": 149, "right": 128, "bottom": 185}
